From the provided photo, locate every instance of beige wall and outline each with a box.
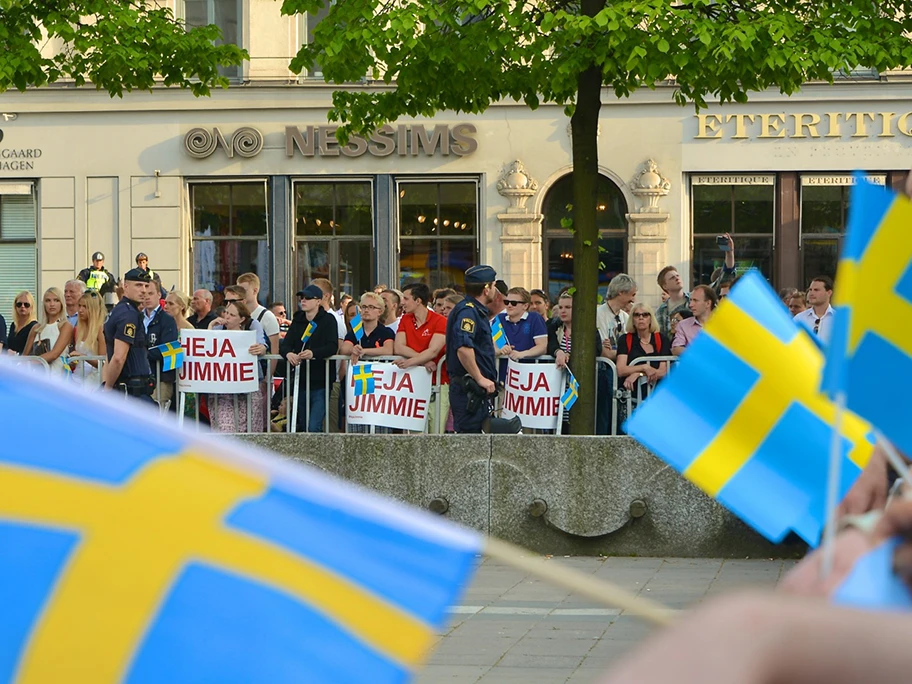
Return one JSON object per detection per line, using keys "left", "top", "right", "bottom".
{"left": 3, "top": 80, "right": 911, "bottom": 303}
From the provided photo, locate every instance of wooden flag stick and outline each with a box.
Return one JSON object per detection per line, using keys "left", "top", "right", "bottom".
{"left": 483, "top": 536, "right": 675, "bottom": 627}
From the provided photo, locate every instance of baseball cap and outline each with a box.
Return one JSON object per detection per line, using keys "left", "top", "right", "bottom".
{"left": 465, "top": 264, "right": 497, "bottom": 284}
{"left": 92, "top": 251, "right": 105, "bottom": 261}
{"left": 124, "top": 268, "right": 153, "bottom": 283}
{"left": 300, "top": 284, "right": 324, "bottom": 300}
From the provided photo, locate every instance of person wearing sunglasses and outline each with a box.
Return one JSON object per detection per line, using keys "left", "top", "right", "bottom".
{"left": 617, "top": 303, "right": 670, "bottom": 393}
{"left": 7, "top": 291, "right": 38, "bottom": 356}
{"left": 494, "top": 287, "right": 548, "bottom": 379}
{"left": 793, "top": 275, "right": 835, "bottom": 343}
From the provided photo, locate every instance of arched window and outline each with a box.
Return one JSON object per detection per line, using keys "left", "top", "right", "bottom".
{"left": 541, "top": 173, "right": 628, "bottom": 300}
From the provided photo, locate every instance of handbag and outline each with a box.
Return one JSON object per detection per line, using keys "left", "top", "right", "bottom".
{"left": 31, "top": 337, "right": 51, "bottom": 356}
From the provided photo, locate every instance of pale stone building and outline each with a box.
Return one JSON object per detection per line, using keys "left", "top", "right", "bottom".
{"left": 0, "top": 0, "right": 910, "bottom": 312}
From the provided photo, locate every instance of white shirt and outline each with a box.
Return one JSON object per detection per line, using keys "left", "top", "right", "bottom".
{"left": 251, "top": 304, "right": 280, "bottom": 338}
{"left": 794, "top": 305, "right": 835, "bottom": 344}
{"left": 386, "top": 317, "right": 401, "bottom": 334}
{"left": 596, "top": 302, "right": 629, "bottom": 348}
{"left": 331, "top": 309, "right": 346, "bottom": 339}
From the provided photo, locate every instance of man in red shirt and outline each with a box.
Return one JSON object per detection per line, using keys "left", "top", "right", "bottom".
{"left": 394, "top": 282, "right": 449, "bottom": 433}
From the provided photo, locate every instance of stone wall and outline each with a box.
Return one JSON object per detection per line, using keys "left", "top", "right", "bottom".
{"left": 237, "top": 434, "right": 806, "bottom": 558}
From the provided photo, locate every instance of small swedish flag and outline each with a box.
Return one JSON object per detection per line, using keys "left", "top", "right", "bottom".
{"left": 350, "top": 312, "right": 364, "bottom": 341}
{"left": 561, "top": 371, "right": 579, "bottom": 411}
{"left": 301, "top": 321, "right": 315, "bottom": 344}
{"left": 153, "top": 341, "right": 185, "bottom": 372}
{"left": 353, "top": 363, "right": 375, "bottom": 396}
{"left": 491, "top": 317, "right": 507, "bottom": 351}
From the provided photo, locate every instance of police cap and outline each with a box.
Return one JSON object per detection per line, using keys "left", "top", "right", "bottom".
{"left": 465, "top": 264, "right": 497, "bottom": 285}
{"left": 124, "top": 268, "right": 153, "bottom": 283}
{"left": 92, "top": 251, "right": 105, "bottom": 261}
{"left": 135, "top": 252, "right": 148, "bottom": 263}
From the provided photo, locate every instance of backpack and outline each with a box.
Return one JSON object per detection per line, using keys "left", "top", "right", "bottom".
{"left": 625, "top": 332, "right": 662, "bottom": 355}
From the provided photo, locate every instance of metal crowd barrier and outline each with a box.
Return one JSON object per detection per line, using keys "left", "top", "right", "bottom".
{"left": 621, "top": 355, "right": 679, "bottom": 423}
{"left": 287, "top": 354, "right": 449, "bottom": 435}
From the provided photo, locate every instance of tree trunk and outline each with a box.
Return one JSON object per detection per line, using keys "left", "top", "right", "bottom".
{"left": 569, "top": 52, "right": 603, "bottom": 435}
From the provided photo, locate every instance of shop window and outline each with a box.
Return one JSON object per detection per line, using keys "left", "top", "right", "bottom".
{"left": 397, "top": 180, "right": 478, "bottom": 290}
{"left": 691, "top": 177, "right": 774, "bottom": 286}
{"left": 183, "top": 0, "right": 242, "bottom": 79}
{"left": 191, "top": 181, "right": 269, "bottom": 299}
{"left": 294, "top": 181, "right": 373, "bottom": 301}
{"left": 0, "top": 185, "right": 37, "bottom": 312}
{"left": 541, "top": 174, "right": 627, "bottom": 300}
{"left": 799, "top": 175, "right": 885, "bottom": 283}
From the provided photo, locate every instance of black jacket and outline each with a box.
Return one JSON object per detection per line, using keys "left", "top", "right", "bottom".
{"left": 280, "top": 307, "right": 338, "bottom": 389}
{"left": 145, "top": 307, "right": 179, "bottom": 383}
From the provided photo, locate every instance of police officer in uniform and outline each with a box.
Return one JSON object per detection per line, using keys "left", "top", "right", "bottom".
{"left": 77, "top": 251, "right": 117, "bottom": 296}
{"left": 446, "top": 265, "right": 499, "bottom": 433}
{"left": 102, "top": 268, "right": 155, "bottom": 400}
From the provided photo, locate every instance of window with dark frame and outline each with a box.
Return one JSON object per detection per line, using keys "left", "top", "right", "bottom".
{"left": 190, "top": 181, "right": 269, "bottom": 298}
{"left": 294, "top": 180, "right": 374, "bottom": 302}
{"left": 397, "top": 180, "right": 479, "bottom": 290}
{"left": 541, "top": 174, "right": 628, "bottom": 301}
{"left": 691, "top": 179, "right": 774, "bottom": 287}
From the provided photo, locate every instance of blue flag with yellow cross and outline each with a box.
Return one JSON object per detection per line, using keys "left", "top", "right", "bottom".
{"left": 152, "top": 341, "right": 185, "bottom": 372}
{"left": 625, "top": 272, "right": 874, "bottom": 546}
{"left": 353, "top": 363, "right": 375, "bottom": 396}
{"left": 0, "top": 360, "right": 480, "bottom": 683}
{"left": 822, "top": 177, "right": 912, "bottom": 456}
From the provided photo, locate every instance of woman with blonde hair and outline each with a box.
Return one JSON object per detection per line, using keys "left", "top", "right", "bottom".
{"left": 7, "top": 291, "right": 38, "bottom": 356}
{"left": 164, "top": 289, "right": 194, "bottom": 331}
{"left": 68, "top": 290, "right": 107, "bottom": 385}
{"left": 24, "top": 287, "right": 74, "bottom": 372}
{"left": 617, "top": 302, "right": 670, "bottom": 392}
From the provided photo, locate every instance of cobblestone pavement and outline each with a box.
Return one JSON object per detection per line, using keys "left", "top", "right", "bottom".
{"left": 417, "top": 555, "right": 798, "bottom": 683}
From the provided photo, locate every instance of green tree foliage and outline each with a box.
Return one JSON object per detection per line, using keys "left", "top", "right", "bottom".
{"left": 0, "top": 0, "right": 245, "bottom": 96}
{"left": 283, "top": 0, "right": 912, "bottom": 433}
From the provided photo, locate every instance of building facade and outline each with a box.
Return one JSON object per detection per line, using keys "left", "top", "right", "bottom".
{"left": 1, "top": 1, "right": 910, "bottom": 311}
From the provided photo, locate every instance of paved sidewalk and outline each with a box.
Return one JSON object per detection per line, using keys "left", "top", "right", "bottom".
{"left": 418, "top": 555, "right": 798, "bottom": 683}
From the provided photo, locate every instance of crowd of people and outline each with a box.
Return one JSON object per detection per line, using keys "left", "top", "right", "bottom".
{"left": 0, "top": 234, "right": 837, "bottom": 434}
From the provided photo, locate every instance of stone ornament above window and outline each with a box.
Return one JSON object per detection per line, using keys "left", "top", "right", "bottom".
{"left": 630, "top": 159, "right": 671, "bottom": 214}
{"left": 496, "top": 160, "right": 538, "bottom": 213}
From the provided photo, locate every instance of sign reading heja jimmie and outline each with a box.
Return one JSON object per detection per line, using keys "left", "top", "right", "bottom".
{"left": 346, "top": 362, "right": 432, "bottom": 432}
{"left": 501, "top": 360, "right": 564, "bottom": 430}
{"left": 178, "top": 330, "right": 258, "bottom": 394}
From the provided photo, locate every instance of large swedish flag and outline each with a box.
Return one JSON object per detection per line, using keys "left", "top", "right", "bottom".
{"left": 822, "top": 178, "right": 912, "bottom": 456}
{"left": 0, "top": 361, "right": 480, "bottom": 683}
{"left": 625, "top": 272, "right": 874, "bottom": 546}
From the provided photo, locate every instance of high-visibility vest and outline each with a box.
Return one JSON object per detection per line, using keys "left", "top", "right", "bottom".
{"left": 85, "top": 269, "right": 111, "bottom": 291}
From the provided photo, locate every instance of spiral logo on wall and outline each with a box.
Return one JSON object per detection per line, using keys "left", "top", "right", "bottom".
{"left": 183, "top": 127, "right": 264, "bottom": 158}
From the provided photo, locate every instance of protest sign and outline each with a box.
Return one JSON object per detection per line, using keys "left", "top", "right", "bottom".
{"left": 501, "top": 360, "right": 563, "bottom": 430}
{"left": 346, "top": 362, "right": 432, "bottom": 431}
{"left": 178, "top": 330, "right": 258, "bottom": 394}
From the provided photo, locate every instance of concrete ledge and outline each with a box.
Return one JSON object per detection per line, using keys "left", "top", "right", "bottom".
{"left": 238, "top": 434, "right": 806, "bottom": 558}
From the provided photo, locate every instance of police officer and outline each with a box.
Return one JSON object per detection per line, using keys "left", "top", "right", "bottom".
{"left": 102, "top": 268, "right": 154, "bottom": 400}
{"left": 446, "top": 265, "right": 499, "bottom": 433}
{"left": 77, "top": 251, "right": 117, "bottom": 296}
